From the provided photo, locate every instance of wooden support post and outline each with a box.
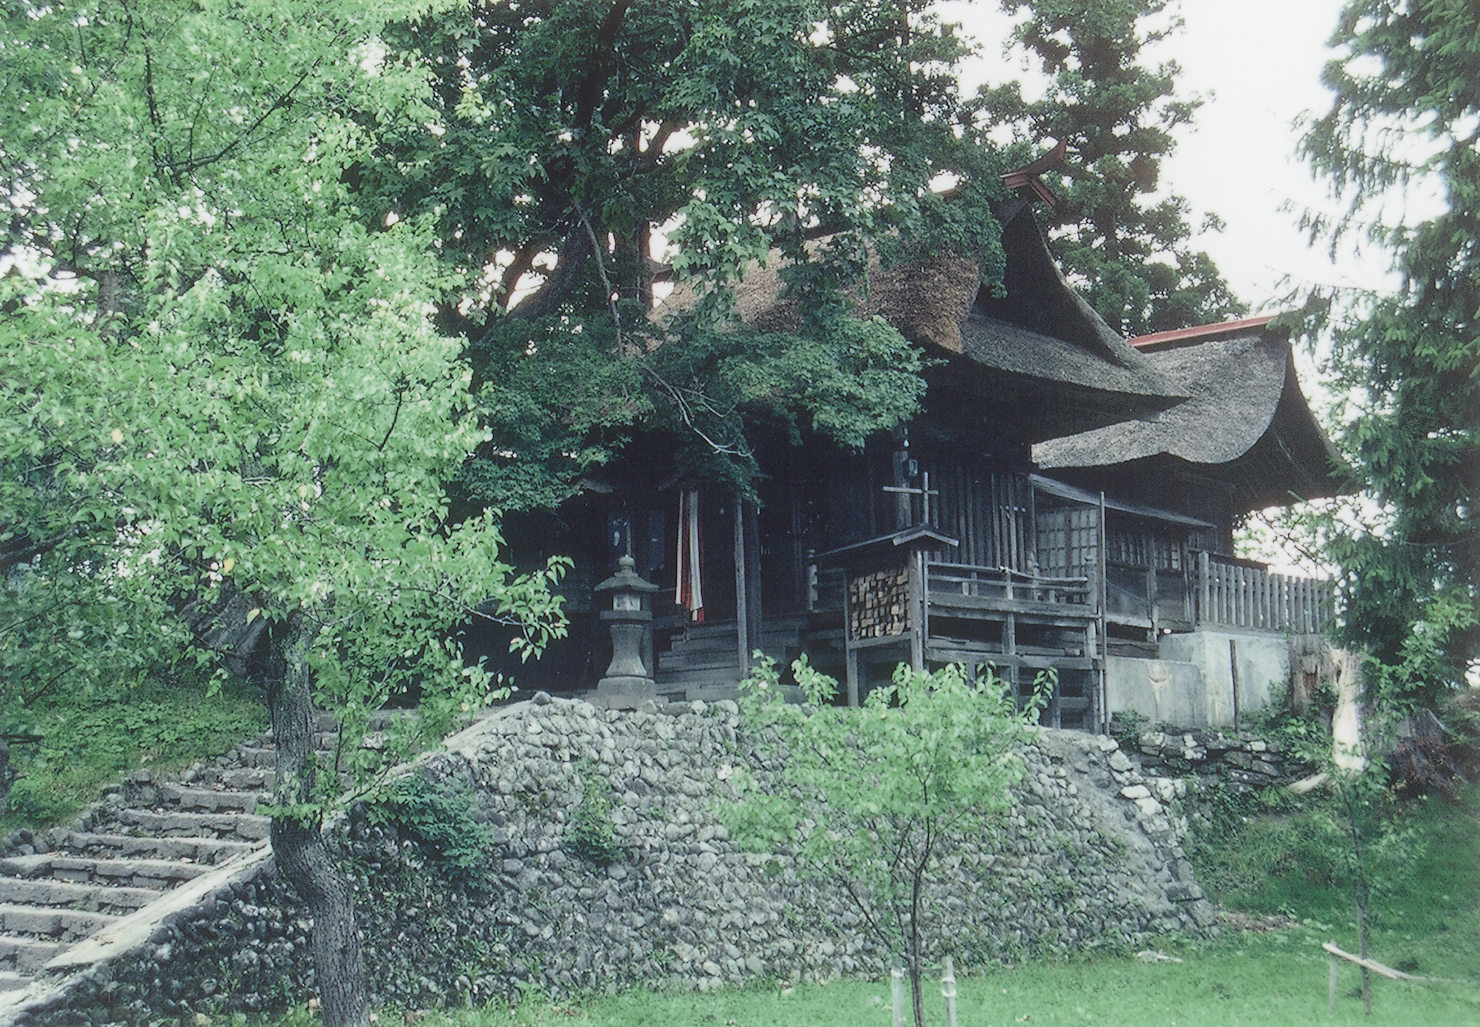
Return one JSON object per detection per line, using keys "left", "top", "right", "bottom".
{"left": 843, "top": 570, "right": 860, "bottom": 707}
{"left": 1229, "top": 639, "right": 1241, "bottom": 733}
{"left": 1097, "top": 491, "right": 1109, "bottom": 732}
{"left": 892, "top": 967, "right": 906, "bottom": 1027}
{"left": 1146, "top": 565, "right": 1159, "bottom": 642}
{"left": 1197, "top": 551, "right": 1209, "bottom": 625}
{"left": 941, "top": 956, "right": 958, "bottom": 1027}
{"left": 1329, "top": 949, "right": 1339, "bottom": 1015}
{"left": 910, "top": 550, "right": 925, "bottom": 673}
{"left": 734, "top": 499, "right": 748, "bottom": 677}
{"left": 846, "top": 645, "right": 861, "bottom": 708}
{"left": 743, "top": 499, "right": 762, "bottom": 663}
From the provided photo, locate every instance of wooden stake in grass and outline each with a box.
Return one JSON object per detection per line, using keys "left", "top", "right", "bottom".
{"left": 1329, "top": 948, "right": 1339, "bottom": 1015}
{"left": 1321, "top": 939, "right": 1466, "bottom": 1014}
{"left": 892, "top": 967, "right": 906, "bottom": 1027}
{"left": 940, "top": 956, "right": 958, "bottom": 1027}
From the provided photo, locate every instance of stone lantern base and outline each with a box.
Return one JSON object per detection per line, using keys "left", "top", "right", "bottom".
{"left": 594, "top": 676, "right": 659, "bottom": 710}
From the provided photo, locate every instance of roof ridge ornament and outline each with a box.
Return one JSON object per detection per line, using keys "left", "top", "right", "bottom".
{"left": 1001, "top": 140, "right": 1068, "bottom": 210}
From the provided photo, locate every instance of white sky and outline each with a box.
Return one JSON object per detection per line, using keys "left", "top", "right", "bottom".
{"left": 941, "top": 0, "right": 1389, "bottom": 309}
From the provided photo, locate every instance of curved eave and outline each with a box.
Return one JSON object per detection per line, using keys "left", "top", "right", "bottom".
{"left": 1034, "top": 336, "right": 1352, "bottom": 513}
{"left": 1034, "top": 332, "right": 1287, "bottom": 468}
{"left": 928, "top": 347, "right": 1184, "bottom": 443}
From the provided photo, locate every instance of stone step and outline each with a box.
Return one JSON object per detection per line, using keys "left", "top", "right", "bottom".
{"left": 678, "top": 683, "right": 744, "bottom": 703}
{"left": 0, "top": 970, "right": 27, "bottom": 993}
{"left": 157, "top": 783, "right": 265, "bottom": 814}
{"left": 657, "top": 649, "right": 744, "bottom": 672}
{"left": 0, "top": 854, "right": 210, "bottom": 889}
{"left": 56, "top": 831, "right": 257, "bottom": 865}
{"left": 111, "top": 809, "right": 270, "bottom": 842}
{"left": 176, "top": 764, "right": 275, "bottom": 791}
{"left": 232, "top": 746, "right": 277, "bottom": 769}
{"left": 223, "top": 737, "right": 336, "bottom": 770}
{"left": 0, "top": 904, "right": 118, "bottom": 941}
{"left": 0, "top": 937, "right": 67, "bottom": 973}
{"left": 0, "top": 877, "right": 157, "bottom": 913}
{"left": 219, "top": 766, "right": 274, "bottom": 791}
{"left": 656, "top": 665, "right": 741, "bottom": 688}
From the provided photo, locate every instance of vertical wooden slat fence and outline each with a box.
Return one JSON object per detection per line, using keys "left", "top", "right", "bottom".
{"left": 1195, "top": 552, "right": 1334, "bottom": 632}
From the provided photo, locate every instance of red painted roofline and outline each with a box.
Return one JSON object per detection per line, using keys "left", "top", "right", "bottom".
{"left": 1128, "top": 314, "right": 1279, "bottom": 349}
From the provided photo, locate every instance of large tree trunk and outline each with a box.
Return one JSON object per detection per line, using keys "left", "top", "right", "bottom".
{"left": 267, "top": 614, "right": 370, "bottom": 1027}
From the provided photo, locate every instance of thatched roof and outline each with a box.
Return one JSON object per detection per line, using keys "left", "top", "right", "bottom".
{"left": 958, "top": 312, "right": 1177, "bottom": 401}
{"left": 658, "top": 243, "right": 982, "bottom": 352}
{"left": 1033, "top": 317, "right": 1349, "bottom": 510}
{"left": 656, "top": 202, "right": 1185, "bottom": 421}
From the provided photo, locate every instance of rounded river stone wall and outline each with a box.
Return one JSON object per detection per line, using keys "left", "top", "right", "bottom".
{"left": 13, "top": 694, "right": 1218, "bottom": 1025}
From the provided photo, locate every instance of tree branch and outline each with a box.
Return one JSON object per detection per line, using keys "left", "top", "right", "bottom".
{"left": 573, "top": 200, "right": 623, "bottom": 354}
{"left": 573, "top": 1, "right": 634, "bottom": 132}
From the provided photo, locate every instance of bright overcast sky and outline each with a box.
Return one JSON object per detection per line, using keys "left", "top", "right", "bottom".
{"left": 940, "top": 0, "right": 1386, "bottom": 311}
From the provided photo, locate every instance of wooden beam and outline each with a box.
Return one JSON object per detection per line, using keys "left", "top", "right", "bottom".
{"left": 1320, "top": 941, "right": 1456, "bottom": 983}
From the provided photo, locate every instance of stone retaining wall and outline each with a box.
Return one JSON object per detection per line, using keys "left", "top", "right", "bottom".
{"left": 1133, "top": 728, "right": 1313, "bottom": 789}
{"left": 11, "top": 696, "right": 1217, "bottom": 1025}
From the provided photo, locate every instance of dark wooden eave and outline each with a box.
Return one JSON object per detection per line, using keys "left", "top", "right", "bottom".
{"left": 816, "top": 526, "right": 960, "bottom": 568}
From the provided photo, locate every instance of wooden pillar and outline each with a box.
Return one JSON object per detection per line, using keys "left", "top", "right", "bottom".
{"left": 729, "top": 497, "right": 762, "bottom": 677}
{"left": 909, "top": 550, "right": 925, "bottom": 673}
{"left": 744, "top": 499, "right": 762, "bottom": 661}
{"left": 1198, "top": 551, "right": 1210, "bottom": 625}
{"left": 843, "top": 569, "right": 860, "bottom": 707}
{"left": 1146, "top": 565, "right": 1159, "bottom": 641}
{"left": 892, "top": 431, "right": 913, "bottom": 530}
{"left": 1230, "top": 638, "right": 1242, "bottom": 733}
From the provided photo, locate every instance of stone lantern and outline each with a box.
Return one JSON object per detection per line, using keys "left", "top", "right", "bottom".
{"left": 593, "top": 555, "right": 660, "bottom": 708}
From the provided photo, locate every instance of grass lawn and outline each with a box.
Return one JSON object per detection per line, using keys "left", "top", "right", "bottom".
{"left": 272, "top": 929, "right": 1477, "bottom": 1027}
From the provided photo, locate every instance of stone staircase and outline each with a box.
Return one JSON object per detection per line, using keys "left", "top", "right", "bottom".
{"left": 0, "top": 735, "right": 284, "bottom": 1002}
{"left": 654, "top": 617, "right": 812, "bottom": 701}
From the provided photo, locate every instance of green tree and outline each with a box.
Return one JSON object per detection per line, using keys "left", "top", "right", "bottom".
{"left": 977, "top": 0, "right": 1244, "bottom": 336}
{"left": 1297, "top": 0, "right": 1479, "bottom": 697}
{"left": 1, "top": 3, "right": 565, "bottom": 1024}
{"left": 360, "top": 0, "right": 1016, "bottom": 507}
{"left": 725, "top": 659, "right": 1040, "bottom": 1027}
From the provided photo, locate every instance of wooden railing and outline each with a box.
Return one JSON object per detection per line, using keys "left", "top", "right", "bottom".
{"left": 925, "top": 562, "right": 1093, "bottom": 609}
{"left": 1197, "top": 552, "right": 1335, "bottom": 633}
{"left": 807, "top": 551, "right": 1334, "bottom": 635}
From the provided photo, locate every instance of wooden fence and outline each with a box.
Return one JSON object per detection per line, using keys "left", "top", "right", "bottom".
{"left": 1197, "top": 552, "right": 1335, "bottom": 633}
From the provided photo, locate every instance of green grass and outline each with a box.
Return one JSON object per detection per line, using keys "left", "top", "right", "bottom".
{"left": 269, "top": 932, "right": 1478, "bottom": 1027}
{"left": 1192, "top": 784, "right": 1480, "bottom": 983}
{"left": 2, "top": 669, "right": 268, "bottom": 832}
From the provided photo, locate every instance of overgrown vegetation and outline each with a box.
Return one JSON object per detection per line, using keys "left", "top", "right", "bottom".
{"left": 565, "top": 763, "right": 624, "bottom": 868}
{"left": 1, "top": 669, "right": 266, "bottom": 833}
{"left": 365, "top": 774, "right": 497, "bottom": 886}
{"left": 1188, "top": 658, "right": 1480, "bottom": 1011}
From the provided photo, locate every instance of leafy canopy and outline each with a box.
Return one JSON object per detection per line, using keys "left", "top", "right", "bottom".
{"left": 977, "top": 0, "right": 1244, "bottom": 336}
{"left": 1295, "top": 0, "right": 1479, "bottom": 695}
{"left": 358, "top": 0, "right": 1017, "bottom": 507}
{"left": 0, "top": 0, "right": 566, "bottom": 783}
